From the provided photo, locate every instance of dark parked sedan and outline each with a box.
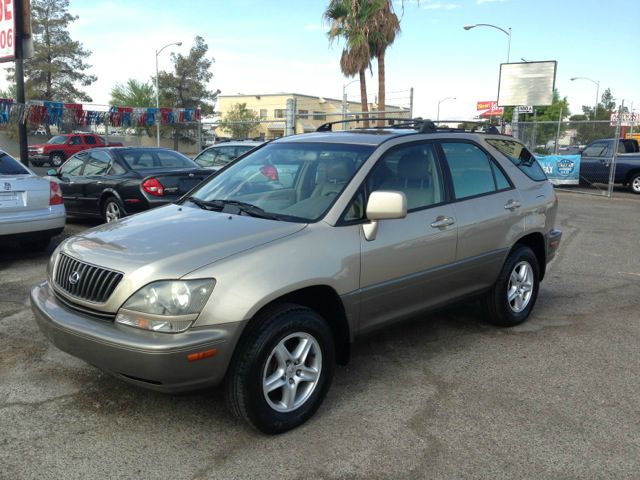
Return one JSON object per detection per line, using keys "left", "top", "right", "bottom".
{"left": 49, "top": 147, "right": 212, "bottom": 222}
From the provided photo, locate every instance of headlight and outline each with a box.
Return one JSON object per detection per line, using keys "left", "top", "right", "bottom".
{"left": 116, "top": 279, "right": 215, "bottom": 333}
{"left": 37, "top": 147, "right": 45, "bottom": 154}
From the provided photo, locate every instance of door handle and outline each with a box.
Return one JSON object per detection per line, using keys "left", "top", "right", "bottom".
{"left": 430, "top": 216, "right": 455, "bottom": 228}
{"left": 504, "top": 200, "right": 521, "bottom": 211}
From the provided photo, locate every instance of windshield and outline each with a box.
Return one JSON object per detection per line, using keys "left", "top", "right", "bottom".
{"left": 187, "top": 142, "right": 374, "bottom": 222}
{"left": 47, "top": 135, "right": 68, "bottom": 145}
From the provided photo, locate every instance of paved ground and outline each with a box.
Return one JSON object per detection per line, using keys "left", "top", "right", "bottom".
{"left": 1, "top": 191, "right": 639, "bottom": 480}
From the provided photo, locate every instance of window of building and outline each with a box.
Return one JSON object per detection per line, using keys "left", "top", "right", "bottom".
{"left": 259, "top": 109, "right": 267, "bottom": 120}
{"left": 298, "top": 109, "right": 309, "bottom": 119}
{"left": 313, "top": 111, "right": 326, "bottom": 121}
{"left": 274, "top": 109, "right": 286, "bottom": 119}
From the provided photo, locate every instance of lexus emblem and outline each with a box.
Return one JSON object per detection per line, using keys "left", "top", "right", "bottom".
{"left": 3, "top": 182, "right": 10, "bottom": 191}
{"left": 69, "top": 271, "right": 81, "bottom": 285}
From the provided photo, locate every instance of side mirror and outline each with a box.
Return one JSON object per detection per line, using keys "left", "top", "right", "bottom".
{"left": 47, "top": 168, "right": 58, "bottom": 176}
{"left": 362, "top": 190, "right": 407, "bottom": 241}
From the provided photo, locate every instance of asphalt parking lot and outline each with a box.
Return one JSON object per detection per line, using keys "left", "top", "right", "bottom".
{"left": 1, "top": 190, "right": 639, "bottom": 479}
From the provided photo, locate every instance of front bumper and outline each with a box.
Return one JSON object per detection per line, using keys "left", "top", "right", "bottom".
{"left": 546, "top": 228, "right": 562, "bottom": 262}
{"left": 30, "top": 281, "right": 242, "bottom": 393}
{"left": 28, "top": 154, "right": 49, "bottom": 163}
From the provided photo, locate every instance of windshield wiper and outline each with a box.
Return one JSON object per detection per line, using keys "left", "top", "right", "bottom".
{"left": 186, "top": 197, "right": 280, "bottom": 220}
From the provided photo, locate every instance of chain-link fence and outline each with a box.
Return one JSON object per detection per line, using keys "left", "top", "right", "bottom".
{"left": 513, "top": 119, "right": 638, "bottom": 197}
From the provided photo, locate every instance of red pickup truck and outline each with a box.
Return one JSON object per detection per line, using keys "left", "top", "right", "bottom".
{"left": 28, "top": 133, "right": 124, "bottom": 167}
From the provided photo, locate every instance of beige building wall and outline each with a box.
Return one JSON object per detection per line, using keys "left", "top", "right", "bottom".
{"left": 216, "top": 93, "right": 409, "bottom": 140}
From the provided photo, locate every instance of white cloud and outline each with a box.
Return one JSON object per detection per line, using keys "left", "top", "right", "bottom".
{"left": 424, "top": 3, "right": 461, "bottom": 9}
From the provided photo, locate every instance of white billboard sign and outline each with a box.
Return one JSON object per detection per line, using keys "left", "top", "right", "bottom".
{"left": 0, "top": 0, "right": 15, "bottom": 62}
{"left": 498, "top": 61, "right": 557, "bottom": 107}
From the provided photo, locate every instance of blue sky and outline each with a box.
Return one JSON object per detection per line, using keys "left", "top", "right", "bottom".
{"left": 1, "top": 0, "right": 638, "bottom": 119}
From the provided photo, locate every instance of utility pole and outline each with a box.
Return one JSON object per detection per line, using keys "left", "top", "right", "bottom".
{"left": 14, "top": 0, "right": 28, "bottom": 166}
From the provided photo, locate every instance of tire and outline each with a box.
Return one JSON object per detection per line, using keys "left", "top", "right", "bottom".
{"left": 102, "top": 197, "right": 125, "bottom": 223}
{"left": 49, "top": 153, "right": 65, "bottom": 167}
{"left": 30, "top": 160, "right": 43, "bottom": 168}
{"left": 19, "top": 236, "right": 51, "bottom": 252}
{"left": 628, "top": 173, "right": 640, "bottom": 194}
{"left": 225, "top": 303, "right": 335, "bottom": 434}
{"left": 482, "top": 245, "right": 540, "bottom": 327}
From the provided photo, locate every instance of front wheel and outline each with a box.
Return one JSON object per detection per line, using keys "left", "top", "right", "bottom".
{"left": 225, "top": 304, "right": 335, "bottom": 434}
{"left": 49, "top": 153, "right": 65, "bottom": 167}
{"left": 102, "top": 197, "right": 124, "bottom": 223}
{"left": 628, "top": 173, "right": 640, "bottom": 194}
{"left": 483, "top": 246, "right": 540, "bottom": 327}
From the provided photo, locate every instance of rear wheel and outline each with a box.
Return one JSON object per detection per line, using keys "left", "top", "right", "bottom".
{"left": 49, "top": 153, "right": 65, "bottom": 167}
{"left": 483, "top": 246, "right": 540, "bottom": 327}
{"left": 102, "top": 197, "right": 124, "bottom": 223}
{"left": 629, "top": 173, "right": 640, "bottom": 194}
{"left": 225, "top": 304, "right": 335, "bottom": 434}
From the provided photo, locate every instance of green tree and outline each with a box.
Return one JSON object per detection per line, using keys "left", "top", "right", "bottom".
{"left": 368, "top": 1, "right": 400, "bottom": 126}
{"left": 156, "top": 36, "right": 216, "bottom": 148}
{"left": 570, "top": 88, "right": 618, "bottom": 144}
{"left": 110, "top": 79, "right": 155, "bottom": 107}
{"left": 325, "top": 0, "right": 377, "bottom": 127}
{"left": 218, "top": 103, "right": 260, "bottom": 139}
{"left": 18, "top": 0, "right": 96, "bottom": 102}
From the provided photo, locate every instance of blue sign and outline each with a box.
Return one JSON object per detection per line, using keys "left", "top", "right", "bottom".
{"left": 535, "top": 154, "right": 581, "bottom": 185}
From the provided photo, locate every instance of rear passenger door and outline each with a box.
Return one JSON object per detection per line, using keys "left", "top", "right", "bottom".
{"left": 56, "top": 154, "right": 86, "bottom": 213}
{"left": 438, "top": 141, "right": 524, "bottom": 294}
{"left": 77, "top": 150, "right": 113, "bottom": 215}
{"left": 358, "top": 141, "right": 458, "bottom": 334}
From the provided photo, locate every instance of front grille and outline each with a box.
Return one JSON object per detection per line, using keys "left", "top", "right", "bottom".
{"left": 54, "top": 253, "right": 123, "bottom": 303}
{"left": 53, "top": 290, "right": 116, "bottom": 321}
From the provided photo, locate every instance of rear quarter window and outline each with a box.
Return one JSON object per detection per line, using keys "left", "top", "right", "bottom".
{"left": 486, "top": 139, "right": 547, "bottom": 181}
{"left": 0, "top": 153, "right": 30, "bottom": 175}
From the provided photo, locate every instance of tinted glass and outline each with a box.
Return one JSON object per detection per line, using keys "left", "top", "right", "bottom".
{"left": 120, "top": 150, "right": 197, "bottom": 170}
{"left": 47, "top": 135, "right": 67, "bottom": 145}
{"left": 83, "top": 151, "right": 110, "bottom": 176}
{"left": 442, "top": 142, "right": 496, "bottom": 200}
{"left": 70, "top": 136, "right": 82, "bottom": 145}
{"left": 60, "top": 156, "right": 84, "bottom": 176}
{"left": 190, "top": 142, "right": 374, "bottom": 222}
{"left": 491, "top": 161, "right": 512, "bottom": 190}
{"left": 486, "top": 138, "right": 547, "bottom": 181}
{"left": 582, "top": 143, "right": 607, "bottom": 157}
{"left": 367, "top": 142, "right": 444, "bottom": 211}
{"left": 84, "top": 136, "right": 96, "bottom": 145}
{"left": 194, "top": 149, "right": 215, "bottom": 167}
{"left": 108, "top": 161, "right": 126, "bottom": 175}
{"left": 0, "top": 153, "right": 30, "bottom": 175}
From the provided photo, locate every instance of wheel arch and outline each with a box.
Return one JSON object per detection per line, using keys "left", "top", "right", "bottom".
{"left": 512, "top": 232, "right": 546, "bottom": 280}
{"left": 624, "top": 169, "right": 640, "bottom": 186}
{"left": 238, "top": 285, "right": 351, "bottom": 366}
{"left": 99, "top": 189, "right": 127, "bottom": 213}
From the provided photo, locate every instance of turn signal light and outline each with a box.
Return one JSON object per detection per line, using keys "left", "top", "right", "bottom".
{"left": 142, "top": 177, "right": 165, "bottom": 196}
{"left": 187, "top": 349, "right": 218, "bottom": 362}
{"left": 49, "top": 181, "right": 63, "bottom": 205}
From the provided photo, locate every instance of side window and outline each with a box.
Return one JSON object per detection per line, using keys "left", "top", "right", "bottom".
{"left": 367, "top": 142, "right": 444, "bottom": 211}
{"left": 582, "top": 143, "right": 607, "bottom": 157}
{"left": 194, "top": 150, "right": 215, "bottom": 167}
{"left": 491, "top": 162, "right": 511, "bottom": 190}
{"left": 108, "top": 161, "right": 126, "bottom": 175}
{"left": 84, "top": 135, "right": 96, "bottom": 145}
{"left": 213, "top": 146, "right": 236, "bottom": 166}
{"left": 83, "top": 151, "right": 110, "bottom": 176}
{"left": 59, "top": 156, "right": 85, "bottom": 176}
{"left": 441, "top": 142, "right": 497, "bottom": 200}
{"left": 70, "top": 136, "right": 82, "bottom": 145}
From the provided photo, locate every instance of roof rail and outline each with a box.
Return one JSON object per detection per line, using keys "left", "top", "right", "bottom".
{"left": 434, "top": 120, "right": 502, "bottom": 135}
{"left": 316, "top": 117, "right": 422, "bottom": 132}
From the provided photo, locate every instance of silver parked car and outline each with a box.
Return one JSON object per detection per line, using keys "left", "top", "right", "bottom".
{"left": 31, "top": 121, "right": 561, "bottom": 433}
{"left": 0, "top": 150, "right": 65, "bottom": 250}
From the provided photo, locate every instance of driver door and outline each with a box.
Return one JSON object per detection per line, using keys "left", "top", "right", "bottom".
{"left": 55, "top": 154, "right": 86, "bottom": 213}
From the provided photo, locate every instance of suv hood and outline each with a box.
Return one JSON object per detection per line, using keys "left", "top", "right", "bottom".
{"left": 61, "top": 204, "right": 306, "bottom": 280}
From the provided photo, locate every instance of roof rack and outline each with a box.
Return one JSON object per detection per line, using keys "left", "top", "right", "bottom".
{"left": 315, "top": 117, "right": 502, "bottom": 135}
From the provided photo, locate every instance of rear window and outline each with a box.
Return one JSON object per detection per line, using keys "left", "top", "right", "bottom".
{"left": 486, "top": 139, "right": 547, "bottom": 181}
{"left": 120, "top": 150, "right": 198, "bottom": 170}
{"left": 0, "top": 153, "right": 30, "bottom": 175}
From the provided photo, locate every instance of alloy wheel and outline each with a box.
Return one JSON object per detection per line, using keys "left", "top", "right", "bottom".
{"left": 105, "top": 201, "right": 122, "bottom": 223}
{"left": 262, "top": 332, "right": 322, "bottom": 413}
{"left": 507, "top": 261, "right": 534, "bottom": 313}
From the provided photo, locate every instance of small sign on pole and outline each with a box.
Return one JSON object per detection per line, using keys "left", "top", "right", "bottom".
{"left": 516, "top": 105, "right": 533, "bottom": 114}
{"left": 610, "top": 112, "right": 640, "bottom": 127}
{"left": 0, "top": 0, "right": 15, "bottom": 63}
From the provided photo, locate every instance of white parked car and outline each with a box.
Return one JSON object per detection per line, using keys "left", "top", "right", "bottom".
{"left": 0, "top": 150, "right": 66, "bottom": 250}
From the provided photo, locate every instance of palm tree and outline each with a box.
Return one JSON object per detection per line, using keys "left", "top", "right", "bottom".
{"left": 368, "top": 1, "right": 400, "bottom": 127}
{"left": 325, "top": 0, "right": 377, "bottom": 128}
{"left": 110, "top": 79, "right": 155, "bottom": 107}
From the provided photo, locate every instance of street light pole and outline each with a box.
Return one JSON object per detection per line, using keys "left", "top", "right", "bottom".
{"left": 342, "top": 79, "right": 359, "bottom": 122}
{"left": 463, "top": 23, "right": 511, "bottom": 63}
{"left": 437, "top": 96, "right": 456, "bottom": 122}
{"left": 155, "top": 41, "right": 182, "bottom": 147}
{"left": 570, "top": 77, "right": 600, "bottom": 120}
